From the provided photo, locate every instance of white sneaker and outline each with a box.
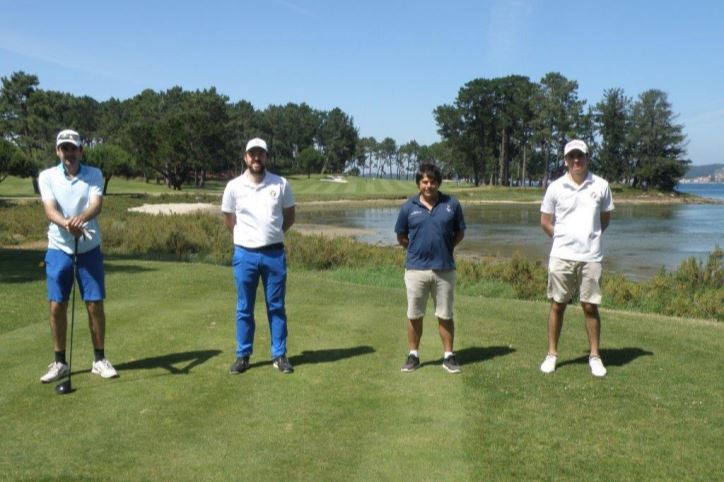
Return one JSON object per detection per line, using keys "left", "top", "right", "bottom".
{"left": 91, "top": 359, "right": 119, "bottom": 378}
{"left": 589, "top": 356, "right": 607, "bottom": 377}
{"left": 40, "top": 361, "right": 69, "bottom": 383}
{"left": 540, "top": 354, "right": 557, "bottom": 374}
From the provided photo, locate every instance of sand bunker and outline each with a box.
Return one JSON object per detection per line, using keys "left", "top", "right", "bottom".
{"left": 128, "top": 203, "right": 219, "bottom": 215}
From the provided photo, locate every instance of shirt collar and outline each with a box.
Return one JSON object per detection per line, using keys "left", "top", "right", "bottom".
{"left": 58, "top": 162, "right": 82, "bottom": 178}
{"left": 411, "top": 191, "right": 447, "bottom": 207}
{"left": 563, "top": 172, "right": 593, "bottom": 189}
{"left": 242, "top": 169, "right": 267, "bottom": 186}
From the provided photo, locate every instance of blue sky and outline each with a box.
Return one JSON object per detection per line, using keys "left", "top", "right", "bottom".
{"left": 1, "top": 0, "right": 722, "bottom": 165}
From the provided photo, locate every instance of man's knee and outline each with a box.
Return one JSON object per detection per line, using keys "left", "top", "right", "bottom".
{"left": 580, "top": 302, "right": 599, "bottom": 316}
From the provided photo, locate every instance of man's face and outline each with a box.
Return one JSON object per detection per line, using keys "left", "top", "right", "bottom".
{"left": 56, "top": 143, "right": 81, "bottom": 165}
{"left": 564, "top": 150, "right": 588, "bottom": 176}
{"left": 417, "top": 174, "right": 439, "bottom": 199}
{"left": 244, "top": 147, "right": 267, "bottom": 174}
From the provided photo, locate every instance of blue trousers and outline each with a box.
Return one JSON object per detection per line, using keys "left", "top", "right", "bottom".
{"left": 232, "top": 245, "right": 288, "bottom": 358}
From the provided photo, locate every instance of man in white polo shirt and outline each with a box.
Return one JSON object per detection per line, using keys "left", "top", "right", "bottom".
{"left": 539, "top": 139, "right": 614, "bottom": 377}
{"left": 222, "top": 138, "right": 296, "bottom": 374}
{"left": 37, "top": 129, "right": 118, "bottom": 384}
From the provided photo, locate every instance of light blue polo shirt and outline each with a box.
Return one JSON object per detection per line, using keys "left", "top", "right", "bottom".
{"left": 395, "top": 192, "right": 466, "bottom": 270}
{"left": 38, "top": 163, "right": 103, "bottom": 254}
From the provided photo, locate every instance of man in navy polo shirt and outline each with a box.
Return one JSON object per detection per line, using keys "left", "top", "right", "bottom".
{"left": 395, "top": 163, "right": 466, "bottom": 373}
{"left": 38, "top": 129, "right": 118, "bottom": 383}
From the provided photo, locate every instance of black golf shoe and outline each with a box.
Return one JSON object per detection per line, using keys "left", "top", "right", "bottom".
{"left": 272, "top": 355, "right": 294, "bottom": 374}
{"left": 229, "top": 356, "right": 250, "bottom": 374}
{"left": 401, "top": 354, "right": 420, "bottom": 372}
{"left": 442, "top": 354, "right": 462, "bottom": 374}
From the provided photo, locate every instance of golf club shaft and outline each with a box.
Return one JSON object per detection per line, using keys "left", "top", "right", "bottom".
{"left": 67, "top": 237, "right": 78, "bottom": 384}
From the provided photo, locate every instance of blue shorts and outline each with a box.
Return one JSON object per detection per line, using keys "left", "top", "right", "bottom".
{"left": 45, "top": 247, "right": 106, "bottom": 302}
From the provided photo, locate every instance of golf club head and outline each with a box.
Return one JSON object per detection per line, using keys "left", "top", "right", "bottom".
{"left": 54, "top": 379, "right": 74, "bottom": 395}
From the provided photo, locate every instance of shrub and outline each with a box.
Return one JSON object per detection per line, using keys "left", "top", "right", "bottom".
{"left": 1, "top": 196, "right": 721, "bottom": 320}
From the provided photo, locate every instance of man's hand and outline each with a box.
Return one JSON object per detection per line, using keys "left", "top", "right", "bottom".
{"left": 65, "top": 215, "right": 86, "bottom": 239}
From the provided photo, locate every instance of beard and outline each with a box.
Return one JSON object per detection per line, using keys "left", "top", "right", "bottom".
{"left": 248, "top": 162, "right": 266, "bottom": 175}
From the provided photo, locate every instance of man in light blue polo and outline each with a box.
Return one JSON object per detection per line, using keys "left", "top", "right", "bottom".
{"left": 222, "top": 138, "right": 296, "bottom": 374}
{"left": 395, "top": 163, "right": 466, "bottom": 373}
{"left": 38, "top": 129, "right": 118, "bottom": 383}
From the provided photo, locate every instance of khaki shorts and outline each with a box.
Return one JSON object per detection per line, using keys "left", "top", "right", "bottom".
{"left": 404, "top": 269, "right": 456, "bottom": 320}
{"left": 547, "top": 257, "right": 603, "bottom": 305}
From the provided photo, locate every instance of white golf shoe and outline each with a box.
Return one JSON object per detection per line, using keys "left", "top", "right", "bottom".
{"left": 91, "top": 358, "right": 119, "bottom": 378}
{"left": 540, "top": 354, "right": 557, "bottom": 374}
{"left": 589, "top": 356, "right": 607, "bottom": 377}
{"left": 40, "top": 361, "right": 70, "bottom": 383}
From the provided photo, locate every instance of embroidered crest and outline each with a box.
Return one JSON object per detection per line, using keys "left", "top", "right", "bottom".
{"left": 269, "top": 188, "right": 279, "bottom": 198}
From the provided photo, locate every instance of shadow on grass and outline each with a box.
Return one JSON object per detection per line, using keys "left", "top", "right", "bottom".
{"left": 113, "top": 349, "right": 223, "bottom": 374}
{"left": 0, "top": 248, "right": 46, "bottom": 283}
{"left": 247, "top": 345, "right": 376, "bottom": 369}
{"left": 419, "top": 345, "right": 516, "bottom": 368}
{"left": 0, "top": 248, "right": 157, "bottom": 284}
{"left": 556, "top": 347, "right": 654, "bottom": 369}
{"left": 290, "top": 345, "right": 375, "bottom": 366}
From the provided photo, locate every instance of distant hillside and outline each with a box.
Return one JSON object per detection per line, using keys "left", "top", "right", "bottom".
{"left": 685, "top": 164, "right": 724, "bottom": 178}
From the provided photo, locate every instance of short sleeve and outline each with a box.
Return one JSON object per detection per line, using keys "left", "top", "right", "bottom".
{"left": 281, "top": 179, "right": 295, "bottom": 209}
{"left": 221, "top": 182, "right": 235, "bottom": 213}
{"left": 394, "top": 204, "right": 409, "bottom": 234}
{"left": 454, "top": 201, "right": 466, "bottom": 232}
{"left": 601, "top": 184, "right": 614, "bottom": 212}
{"left": 38, "top": 170, "right": 55, "bottom": 202}
{"left": 89, "top": 168, "right": 104, "bottom": 197}
{"left": 541, "top": 185, "right": 556, "bottom": 214}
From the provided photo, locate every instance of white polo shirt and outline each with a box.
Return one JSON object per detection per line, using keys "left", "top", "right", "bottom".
{"left": 38, "top": 163, "right": 103, "bottom": 254}
{"left": 541, "top": 172, "right": 614, "bottom": 262}
{"left": 221, "top": 170, "right": 295, "bottom": 248}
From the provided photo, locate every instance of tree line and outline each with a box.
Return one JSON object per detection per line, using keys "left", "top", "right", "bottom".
{"left": 0, "top": 71, "right": 358, "bottom": 193}
{"left": 1, "top": 70, "right": 688, "bottom": 192}
{"left": 434, "top": 73, "right": 689, "bottom": 190}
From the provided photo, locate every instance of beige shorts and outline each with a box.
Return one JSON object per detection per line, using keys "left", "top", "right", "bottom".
{"left": 547, "top": 257, "right": 603, "bottom": 305}
{"left": 404, "top": 269, "right": 456, "bottom": 320}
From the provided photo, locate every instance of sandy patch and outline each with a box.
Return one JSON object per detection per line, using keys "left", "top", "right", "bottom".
{"left": 320, "top": 175, "right": 348, "bottom": 183}
{"left": 128, "top": 203, "right": 219, "bottom": 215}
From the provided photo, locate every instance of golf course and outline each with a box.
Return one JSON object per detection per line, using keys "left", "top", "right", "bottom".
{"left": 1, "top": 176, "right": 722, "bottom": 481}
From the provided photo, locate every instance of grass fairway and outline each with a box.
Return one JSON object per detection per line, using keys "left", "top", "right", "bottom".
{"left": 1, "top": 250, "right": 722, "bottom": 481}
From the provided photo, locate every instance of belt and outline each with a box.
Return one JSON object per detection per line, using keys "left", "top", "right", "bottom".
{"left": 236, "top": 243, "right": 284, "bottom": 252}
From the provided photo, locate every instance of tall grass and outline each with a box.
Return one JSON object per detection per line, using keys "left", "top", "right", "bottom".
{"left": 1, "top": 197, "right": 721, "bottom": 320}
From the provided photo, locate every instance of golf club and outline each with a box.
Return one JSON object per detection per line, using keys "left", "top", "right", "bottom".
{"left": 55, "top": 236, "right": 79, "bottom": 395}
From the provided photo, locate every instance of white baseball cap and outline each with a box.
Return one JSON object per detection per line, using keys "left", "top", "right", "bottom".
{"left": 245, "top": 138, "right": 268, "bottom": 153}
{"left": 564, "top": 139, "right": 588, "bottom": 156}
{"left": 56, "top": 129, "right": 81, "bottom": 147}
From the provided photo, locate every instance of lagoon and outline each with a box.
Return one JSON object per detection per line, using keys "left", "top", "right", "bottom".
{"left": 297, "top": 185, "right": 724, "bottom": 281}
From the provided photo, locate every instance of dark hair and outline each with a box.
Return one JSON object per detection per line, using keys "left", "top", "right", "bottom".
{"left": 415, "top": 163, "right": 442, "bottom": 185}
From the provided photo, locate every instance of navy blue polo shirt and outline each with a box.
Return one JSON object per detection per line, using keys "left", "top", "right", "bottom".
{"left": 394, "top": 192, "right": 466, "bottom": 270}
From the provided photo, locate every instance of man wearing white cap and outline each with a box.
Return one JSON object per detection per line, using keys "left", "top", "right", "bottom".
{"left": 539, "top": 139, "right": 614, "bottom": 377}
{"left": 221, "top": 138, "right": 296, "bottom": 374}
{"left": 37, "top": 129, "right": 118, "bottom": 383}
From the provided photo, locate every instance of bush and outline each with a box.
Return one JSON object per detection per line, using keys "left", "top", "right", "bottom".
{"left": 604, "top": 247, "right": 723, "bottom": 321}
{"left": 1, "top": 196, "right": 721, "bottom": 321}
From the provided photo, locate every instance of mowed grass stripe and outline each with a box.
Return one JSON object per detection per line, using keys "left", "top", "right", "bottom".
{"left": 1, "top": 258, "right": 722, "bottom": 480}
{"left": 0, "top": 261, "right": 469, "bottom": 479}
